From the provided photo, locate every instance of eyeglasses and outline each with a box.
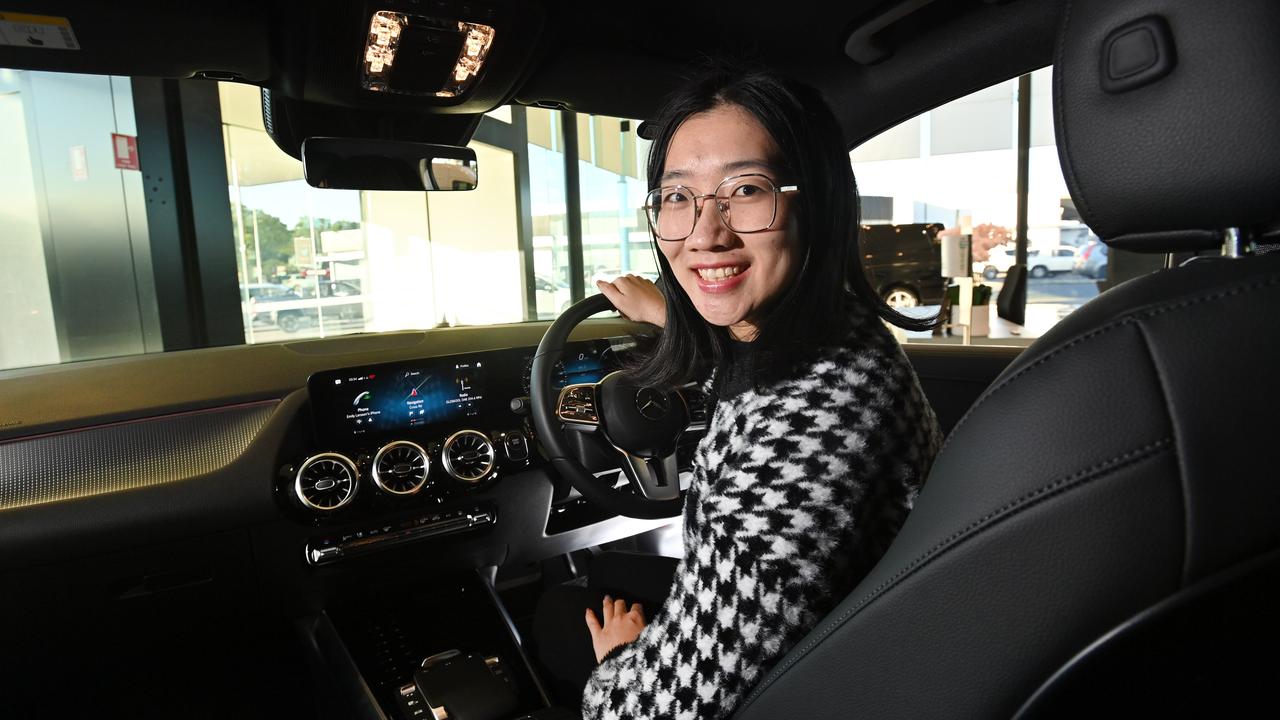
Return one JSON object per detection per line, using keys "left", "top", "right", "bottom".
{"left": 643, "top": 173, "right": 799, "bottom": 242}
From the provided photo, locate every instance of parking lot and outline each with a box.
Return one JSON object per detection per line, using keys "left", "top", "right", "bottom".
{"left": 987, "top": 272, "right": 1102, "bottom": 304}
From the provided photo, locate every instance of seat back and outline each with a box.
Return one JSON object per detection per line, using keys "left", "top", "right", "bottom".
{"left": 734, "top": 1, "right": 1280, "bottom": 716}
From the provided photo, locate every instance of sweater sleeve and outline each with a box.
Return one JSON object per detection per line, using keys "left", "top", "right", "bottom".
{"left": 580, "top": 527, "right": 796, "bottom": 720}
{"left": 581, "top": 326, "right": 939, "bottom": 720}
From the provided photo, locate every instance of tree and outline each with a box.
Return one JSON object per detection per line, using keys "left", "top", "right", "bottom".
{"left": 291, "top": 217, "right": 360, "bottom": 237}
{"left": 232, "top": 206, "right": 294, "bottom": 282}
{"left": 939, "top": 222, "right": 1013, "bottom": 262}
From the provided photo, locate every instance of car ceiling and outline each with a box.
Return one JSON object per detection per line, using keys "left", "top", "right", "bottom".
{"left": 0, "top": 0, "right": 1065, "bottom": 147}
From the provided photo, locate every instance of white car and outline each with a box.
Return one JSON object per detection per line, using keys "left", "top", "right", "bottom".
{"left": 975, "top": 245, "right": 1078, "bottom": 279}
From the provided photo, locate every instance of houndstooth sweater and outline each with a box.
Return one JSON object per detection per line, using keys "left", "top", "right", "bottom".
{"left": 580, "top": 301, "right": 942, "bottom": 720}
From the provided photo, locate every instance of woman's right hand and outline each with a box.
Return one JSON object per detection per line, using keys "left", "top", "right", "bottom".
{"left": 595, "top": 274, "right": 666, "bottom": 327}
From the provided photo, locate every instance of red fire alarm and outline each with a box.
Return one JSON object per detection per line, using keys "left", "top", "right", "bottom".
{"left": 112, "top": 133, "right": 139, "bottom": 171}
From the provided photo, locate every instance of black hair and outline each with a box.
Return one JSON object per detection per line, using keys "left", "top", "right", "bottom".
{"left": 627, "top": 64, "right": 937, "bottom": 390}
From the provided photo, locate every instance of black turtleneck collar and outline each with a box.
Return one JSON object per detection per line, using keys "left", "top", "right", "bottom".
{"left": 716, "top": 337, "right": 760, "bottom": 399}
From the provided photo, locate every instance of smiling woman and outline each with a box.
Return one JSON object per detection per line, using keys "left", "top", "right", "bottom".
{"left": 535, "top": 65, "right": 943, "bottom": 720}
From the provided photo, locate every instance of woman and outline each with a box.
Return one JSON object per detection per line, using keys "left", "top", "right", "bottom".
{"left": 537, "top": 66, "right": 941, "bottom": 720}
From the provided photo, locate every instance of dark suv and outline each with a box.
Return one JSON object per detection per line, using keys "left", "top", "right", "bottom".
{"left": 859, "top": 222, "right": 946, "bottom": 307}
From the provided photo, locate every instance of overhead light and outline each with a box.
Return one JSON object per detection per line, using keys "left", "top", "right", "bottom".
{"left": 437, "top": 21, "right": 497, "bottom": 98}
{"left": 363, "top": 11, "right": 406, "bottom": 89}
{"left": 359, "top": 10, "right": 496, "bottom": 99}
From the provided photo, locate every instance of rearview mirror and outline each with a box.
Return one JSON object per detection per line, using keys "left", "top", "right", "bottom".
{"left": 302, "top": 137, "right": 478, "bottom": 191}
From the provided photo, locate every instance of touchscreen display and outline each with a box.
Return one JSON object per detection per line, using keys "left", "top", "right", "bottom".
{"left": 310, "top": 358, "right": 486, "bottom": 441}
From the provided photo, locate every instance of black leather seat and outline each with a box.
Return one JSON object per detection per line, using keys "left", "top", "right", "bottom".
{"left": 731, "top": 1, "right": 1280, "bottom": 717}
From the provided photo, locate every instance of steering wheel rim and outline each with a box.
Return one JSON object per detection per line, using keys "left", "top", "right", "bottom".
{"left": 530, "top": 294, "right": 686, "bottom": 520}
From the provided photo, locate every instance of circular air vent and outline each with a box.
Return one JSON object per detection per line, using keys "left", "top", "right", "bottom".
{"left": 294, "top": 453, "right": 359, "bottom": 511}
{"left": 441, "top": 430, "right": 496, "bottom": 483}
{"left": 372, "top": 440, "right": 430, "bottom": 496}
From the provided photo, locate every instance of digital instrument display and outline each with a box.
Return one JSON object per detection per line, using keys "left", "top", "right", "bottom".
{"left": 310, "top": 358, "right": 486, "bottom": 442}
{"left": 520, "top": 344, "right": 615, "bottom": 396}
{"left": 307, "top": 340, "right": 619, "bottom": 446}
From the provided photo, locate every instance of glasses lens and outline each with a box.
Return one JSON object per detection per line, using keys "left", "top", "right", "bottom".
{"left": 647, "top": 187, "right": 696, "bottom": 241}
{"left": 720, "top": 176, "right": 777, "bottom": 233}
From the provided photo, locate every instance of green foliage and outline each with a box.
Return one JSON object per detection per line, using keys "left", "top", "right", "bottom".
{"left": 231, "top": 207, "right": 360, "bottom": 281}
{"left": 946, "top": 282, "right": 992, "bottom": 305}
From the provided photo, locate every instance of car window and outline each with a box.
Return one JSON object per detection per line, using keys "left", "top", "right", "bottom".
{"left": 851, "top": 66, "right": 1106, "bottom": 347}
{"left": 0, "top": 67, "right": 650, "bottom": 369}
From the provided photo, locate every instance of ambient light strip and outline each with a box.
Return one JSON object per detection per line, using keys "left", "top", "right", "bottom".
{"left": 0, "top": 402, "right": 276, "bottom": 512}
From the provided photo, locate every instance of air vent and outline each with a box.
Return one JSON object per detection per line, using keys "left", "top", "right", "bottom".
{"left": 441, "top": 430, "right": 495, "bottom": 483}
{"left": 373, "top": 440, "right": 430, "bottom": 495}
{"left": 295, "top": 453, "right": 359, "bottom": 511}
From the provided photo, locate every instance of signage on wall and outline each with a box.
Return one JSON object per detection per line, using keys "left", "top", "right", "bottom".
{"left": 0, "top": 11, "right": 80, "bottom": 49}
{"left": 112, "top": 133, "right": 140, "bottom": 171}
{"left": 69, "top": 145, "right": 88, "bottom": 182}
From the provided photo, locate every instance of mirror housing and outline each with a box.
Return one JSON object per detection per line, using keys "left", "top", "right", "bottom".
{"left": 302, "top": 137, "right": 478, "bottom": 191}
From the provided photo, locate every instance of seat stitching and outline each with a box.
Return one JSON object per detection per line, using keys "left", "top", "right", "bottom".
{"left": 738, "top": 436, "right": 1174, "bottom": 710}
{"left": 937, "top": 271, "right": 1280, "bottom": 458}
{"left": 1132, "top": 322, "right": 1190, "bottom": 587}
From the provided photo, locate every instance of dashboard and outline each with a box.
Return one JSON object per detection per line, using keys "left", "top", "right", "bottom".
{"left": 280, "top": 338, "right": 651, "bottom": 565}
{"left": 0, "top": 319, "right": 728, "bottom": 635}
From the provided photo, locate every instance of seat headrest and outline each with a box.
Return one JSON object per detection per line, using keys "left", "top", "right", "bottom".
{"left": 1055, "top": 0, "right": 1280, "bottom": 253}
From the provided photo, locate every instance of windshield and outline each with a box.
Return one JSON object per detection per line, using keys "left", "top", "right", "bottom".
{"left": 0, "top": 70, "right": 654, "bottom": 370}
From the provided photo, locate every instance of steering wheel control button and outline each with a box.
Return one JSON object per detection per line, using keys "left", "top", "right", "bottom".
{"left": 557, "top": 384, "right": 599, "bottom": 425}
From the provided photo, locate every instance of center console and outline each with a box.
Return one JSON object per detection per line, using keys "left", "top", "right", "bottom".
{"left": 313, "top": 569, "right": 560, "bottom": 720}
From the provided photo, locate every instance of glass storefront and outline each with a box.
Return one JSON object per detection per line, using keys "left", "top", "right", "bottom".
{"left": 851, "top": 66, "right": 1101, "bottom": 344}
{"left": 0, "top": 64, "right": 1124, "bottom": 370}
{"left": 0, "top": 68, "right": 161, "bottom": 371}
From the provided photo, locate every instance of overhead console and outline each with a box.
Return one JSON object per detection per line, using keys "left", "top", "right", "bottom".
{"left": 263, "top": 0, "right": 548, "bottom": 159}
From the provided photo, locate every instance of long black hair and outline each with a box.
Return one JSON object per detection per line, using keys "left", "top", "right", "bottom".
{"left": 628, "top": 64, "right": 937, "bottom": 390}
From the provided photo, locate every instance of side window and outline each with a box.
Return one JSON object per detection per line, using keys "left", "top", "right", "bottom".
{"left": 576, "top": 115, "right": 656, "bottom": 298}
{"left": 851, "top": 67, "right": 1104, "bottom": 346}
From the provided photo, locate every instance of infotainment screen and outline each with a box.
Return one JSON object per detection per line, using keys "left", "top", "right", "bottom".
{"left": 309, "top": 357, "right": 487, "bottom": 442}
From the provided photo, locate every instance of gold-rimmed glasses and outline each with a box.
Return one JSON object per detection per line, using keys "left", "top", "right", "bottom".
{"left": 643, "top": 173, "right": 799, "bottom": 242}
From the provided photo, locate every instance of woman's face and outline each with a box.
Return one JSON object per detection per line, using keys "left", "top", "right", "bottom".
{"left": 656, "top": 104, "right": 801, "bottom": 341}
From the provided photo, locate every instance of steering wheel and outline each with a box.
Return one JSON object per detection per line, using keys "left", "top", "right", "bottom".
{"left": 530, "top": 294, "right": 688, "bottom": 519}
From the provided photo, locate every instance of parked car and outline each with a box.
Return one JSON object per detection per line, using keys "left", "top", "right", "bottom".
{"left": 1075, "top": 239, "right": 1109, "bottom": 279}
{"left": 977, "top": 245, "right": 1077, "bottom": 279}
{"left": 534, "top": 274, "right": 573, "bottom": 317}
{"left": 243, "top": 282, "right": 310, "bottom": 333}
{"left": 860, "top": 222, "right": 946, "bottom": 307}
{"left": 299, "top": 280, "right": 366, "bottom": 322}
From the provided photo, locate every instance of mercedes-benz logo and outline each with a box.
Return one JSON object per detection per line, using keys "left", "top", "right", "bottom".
{"left": 635, "top": 387, "right": 672, "bottom": 420}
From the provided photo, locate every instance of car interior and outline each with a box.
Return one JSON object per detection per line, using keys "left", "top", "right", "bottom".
{"left": 1, "top": 0, "right": 1277, "bottom": 718}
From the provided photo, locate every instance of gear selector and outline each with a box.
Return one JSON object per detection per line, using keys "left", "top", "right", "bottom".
{"left": 397, "top": 649, "right": 518, "bottom": 720}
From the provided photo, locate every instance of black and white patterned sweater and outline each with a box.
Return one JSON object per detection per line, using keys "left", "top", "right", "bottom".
{"left": 581, "top": 303, "right": 942, "bottom": 720}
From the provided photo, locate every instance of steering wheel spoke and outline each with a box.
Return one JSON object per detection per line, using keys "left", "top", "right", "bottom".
{"left": 618, "top": 450, "right": 681, "bottom": 501}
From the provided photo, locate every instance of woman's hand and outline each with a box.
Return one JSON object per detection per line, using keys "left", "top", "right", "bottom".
{"left": 585, "top": 594, "right": 646, "bottom": 663}
{"left": 595, "top": 275, "right": 666, "bottom": 327}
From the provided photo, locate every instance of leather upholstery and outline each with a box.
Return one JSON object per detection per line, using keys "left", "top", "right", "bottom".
{"left": 732, "top": 0, "right": 1280, "bottom": 716}
{"left": 1055, "top": 0, "right": 1280, "bottom": 251}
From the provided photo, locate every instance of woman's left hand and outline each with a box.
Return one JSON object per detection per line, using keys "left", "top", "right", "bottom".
{"left": 585, "top": 594, "right": 646, "bottom": 662}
